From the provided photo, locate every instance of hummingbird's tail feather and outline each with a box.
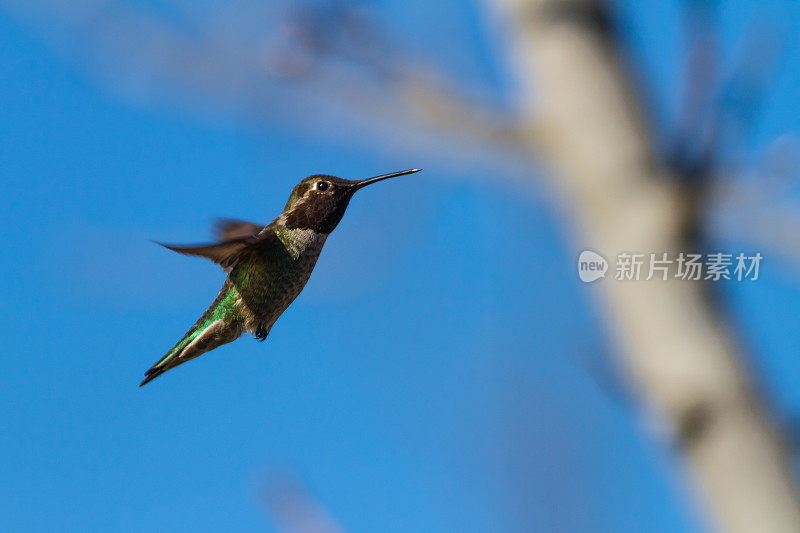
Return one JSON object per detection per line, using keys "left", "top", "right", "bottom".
{"left": 140, "top": 309, "right": 243, "bottom": 387}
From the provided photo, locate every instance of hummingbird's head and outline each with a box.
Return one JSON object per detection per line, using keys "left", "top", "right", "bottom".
{"left": 281, "top": 169, "right": 421, "bottom": 234}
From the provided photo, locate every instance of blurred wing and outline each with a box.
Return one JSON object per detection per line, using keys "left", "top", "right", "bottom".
{"left": 215, "top": 218, "right": 264, "bottom": 241}
{"left": 157, "top": 227, "right": 284, "bottom": 272}
{"left": 156, "top": 239, "right": 254, "bottom": 270}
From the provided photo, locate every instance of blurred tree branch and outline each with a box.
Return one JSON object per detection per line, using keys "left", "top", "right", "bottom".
{"left": 260, "top": 473, "right": 346, "bottom": 533}
{"left": 488, "top": 1, "right": 800, "bottom": 532}
{"left": 0, "top": 0, "right": 540, "bottom": 175}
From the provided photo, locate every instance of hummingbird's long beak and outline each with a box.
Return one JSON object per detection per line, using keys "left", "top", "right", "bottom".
{"left": 353, "top": 168, "right": 422, "bottom": 190}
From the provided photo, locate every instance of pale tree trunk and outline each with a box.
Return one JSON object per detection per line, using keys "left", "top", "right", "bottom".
{"left": 488, "top": 0, "right": 800, "bottom": 531}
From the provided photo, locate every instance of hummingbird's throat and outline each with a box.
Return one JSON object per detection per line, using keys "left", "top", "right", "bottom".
{"left": 275, "top": 227, "right": 327, "bottom": 260}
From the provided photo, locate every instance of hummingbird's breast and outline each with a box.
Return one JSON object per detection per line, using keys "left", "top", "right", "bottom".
{"left": 233, "top": 228, "right": 328, "bottom": 336}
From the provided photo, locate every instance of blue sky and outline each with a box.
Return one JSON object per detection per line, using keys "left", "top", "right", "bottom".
{"left": 1, "top": 1, "right": 799, "bottom": 532}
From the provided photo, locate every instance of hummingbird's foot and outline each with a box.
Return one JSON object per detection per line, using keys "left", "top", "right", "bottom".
{"left": 255, "top": 326, "right": 269, "bottom": 342}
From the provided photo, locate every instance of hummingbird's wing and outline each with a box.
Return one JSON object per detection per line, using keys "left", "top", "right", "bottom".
{"left": 156, "top": 238, "right": 257, "bottom": 271}
{"left": 214, "top": 218, "right": 264, "bottom": 241}
{"left": 156, "top": 225, "right": 284, "bottom": 271}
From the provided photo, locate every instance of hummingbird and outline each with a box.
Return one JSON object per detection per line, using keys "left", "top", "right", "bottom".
{"left": 140, "top": 168, "right": 421, "bottom": 386}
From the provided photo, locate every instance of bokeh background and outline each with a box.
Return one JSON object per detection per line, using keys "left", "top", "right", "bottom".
{"left": 1, "top": 1, "right": 799, "bottom": 532}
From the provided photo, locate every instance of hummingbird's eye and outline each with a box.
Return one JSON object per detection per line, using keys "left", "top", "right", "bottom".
{"left": 316, "top": 180, "right": 330, "bottom": 192}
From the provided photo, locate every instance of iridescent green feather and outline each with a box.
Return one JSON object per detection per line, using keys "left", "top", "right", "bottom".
{"left": 142, "top": 279, "right": 246, "bottom": 382}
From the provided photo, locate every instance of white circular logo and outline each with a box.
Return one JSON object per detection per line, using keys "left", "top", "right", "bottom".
{"left": 578, "top": 250, "right": 608, "bottom": 283}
